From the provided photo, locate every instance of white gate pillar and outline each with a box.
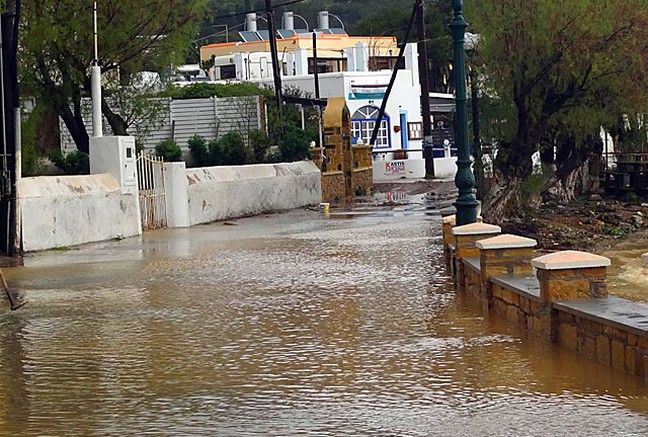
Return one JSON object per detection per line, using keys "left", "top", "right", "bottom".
{"left": 163, "top": 161, "right": 190, "bottom": 228}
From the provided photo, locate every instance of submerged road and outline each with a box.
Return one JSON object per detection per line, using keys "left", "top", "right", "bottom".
{"left": 1, "top": 206, "right": 648, "bottom": 435}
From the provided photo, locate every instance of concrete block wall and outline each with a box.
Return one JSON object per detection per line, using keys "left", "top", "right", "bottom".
{"left": 18, "top": 174, "right": 141, "bottom": 252}
{"left": 446, "top": 220, "right": 648, "bottom": 383}
{"left": 185, "top": 161, "right": 321, "bottom": 225}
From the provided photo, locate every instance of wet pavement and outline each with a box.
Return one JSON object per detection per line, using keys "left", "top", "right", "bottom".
{"left": 1, "top": 201, "right": 648, "bottom": 435}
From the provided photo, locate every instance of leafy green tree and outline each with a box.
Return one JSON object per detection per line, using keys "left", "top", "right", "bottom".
{"left": 21, "top": 0, "right": 208, "bottom": 153}
{"left": 467, "top": 0, "right": 648, "bottom": 217}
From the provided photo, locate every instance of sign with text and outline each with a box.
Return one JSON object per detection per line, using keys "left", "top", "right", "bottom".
{"left": 384, "top": 161, "right": 405, "bottom": 176}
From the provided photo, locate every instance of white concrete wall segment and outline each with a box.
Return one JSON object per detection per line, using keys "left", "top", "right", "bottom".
{"left": 163, "top": 162, "right": 190, "bottom": 228}
{"left": 434, "top": 156, "right": 458, "bottom": 179}
{"left": 18, "top": 174, "right": 141, "bottom": 252}
{"left": 531, "top": 251, "right": 611, "bottom": 270}
{"left": 373, "top": 158, "right": 425, "bottom": 181}
{"left": 643, "top": 253, "right": 648, "bottom": 265}
{"left": 186, "top": 161, "right": 321, "bottom": 225}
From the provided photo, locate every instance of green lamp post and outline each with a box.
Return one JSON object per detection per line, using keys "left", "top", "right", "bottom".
{"left": 450, "top": 0, "right": 479, "bottom": 225}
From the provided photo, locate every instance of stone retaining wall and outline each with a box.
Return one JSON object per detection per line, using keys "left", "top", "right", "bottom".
{"left": 445, "top": 219, "right": 648, "bottom": 383}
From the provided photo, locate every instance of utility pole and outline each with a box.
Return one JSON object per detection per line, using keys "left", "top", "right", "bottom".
{"left": 312, "top": 32, "right": 320, "bottom": 99}
{"left": 0, "top": 0, "right": 19, "bottom": 256}
{"left": 417, "top": 0, "right": 434, "bottom": 178}
{"left": 369, "top": 0, "right": 418, "bottom": 147}
{"left": 450, "top": 0, "right": 478, "bottom": 225}
{"left": 265, "top": 0, "right": 283, "bottom": 127}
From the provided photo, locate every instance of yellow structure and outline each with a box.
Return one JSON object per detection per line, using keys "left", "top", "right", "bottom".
{"left": 311, "top": 97, "right": 372, "bottom": 202}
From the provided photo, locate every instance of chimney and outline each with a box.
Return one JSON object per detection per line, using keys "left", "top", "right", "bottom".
{"left": 318, "top": 11, "right": 329, "bottom": 29}
{"left": 246, "top": 13, "right": 257, "bottom": 32}
{"left": 283, "top": 11, "right": 294, "bottom": 30}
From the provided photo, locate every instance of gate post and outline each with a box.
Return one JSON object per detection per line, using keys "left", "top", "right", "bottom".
{"left": 163, "top": 161, "right": 190, "bottom": 228}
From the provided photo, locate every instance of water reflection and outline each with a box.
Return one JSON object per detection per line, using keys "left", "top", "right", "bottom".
{"left": 0, "top": 211, "right": 647, "bottom": 435}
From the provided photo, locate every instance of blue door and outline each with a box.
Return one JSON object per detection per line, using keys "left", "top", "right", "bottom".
{"left": 400, "top": 111, "right": 408, "bottom": 150}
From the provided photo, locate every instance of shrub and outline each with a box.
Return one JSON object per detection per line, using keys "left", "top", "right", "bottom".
{"left": 249, "top": 129, "right": 270, "bottom": 163}
{"left": 217, "top": 131, "right": 249, "bottom": 165}
{"left": 208, "top": 138, "right": 222, "bottom": 166}
{"left": 279, "top": 125, "right": 311, "bottom": 162}
{"left": 48, "top": 150, "right": 90, "bottom": 175}
{"left": 187, "top": 135, "right": 209, "bottom": 167}
{"left": 155, "top": 138, "right": 182, "bottom": 162}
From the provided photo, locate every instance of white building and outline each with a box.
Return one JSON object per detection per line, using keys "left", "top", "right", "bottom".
{"left": 200, "top": 15, "right": 457, "bottom": 179}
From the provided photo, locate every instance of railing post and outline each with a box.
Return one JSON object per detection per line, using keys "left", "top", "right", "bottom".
{"left": 531, "top": 250, "right": 611, "bottom": 343}
{"left": 451, "top": 222, "right": 501, "bottom": 288}
{"left": 476, "top": 234, "right": 537, "bottom": 304}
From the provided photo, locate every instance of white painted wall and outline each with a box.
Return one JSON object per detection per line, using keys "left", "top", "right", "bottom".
{"left": 433, "top": 157, "right": 458, "bottom": 179}
{"left": 18, "top": 174, "right": 141, "bottom": 252}
{"left": 186, "top": 161, "right": 321, "bottom": 225}
{"left": 372, "top": 156, "right": 458, "bottom": 181}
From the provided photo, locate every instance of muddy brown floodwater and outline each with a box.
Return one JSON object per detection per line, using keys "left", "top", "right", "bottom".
{"left": 1, "top": 209, "right": 648, "bottom": 436}
{"left": 601, "top": 240, "right": 648, "bottom": 303}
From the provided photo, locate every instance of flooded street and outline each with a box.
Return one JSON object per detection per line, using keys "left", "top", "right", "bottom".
{"left": 2, "top": 208, "right": 648, "bottom": 435}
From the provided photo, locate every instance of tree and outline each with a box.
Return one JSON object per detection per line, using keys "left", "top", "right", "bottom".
{"left": 467, "top": 0, "right": 648, "bottom": 219}
{"left": 21, "top": 0, "right": 207, "bottom": 153}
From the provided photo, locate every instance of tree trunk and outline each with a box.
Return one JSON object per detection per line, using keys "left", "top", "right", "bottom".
{"left": 542, "top": 134, "right": 601, "bottom": 203}
{"left": 58, "top": 100, "right": 89, "bottom": 154}
{"left": 482, "top": 173, "right": 523, "bottom": 223}
{"left": 101, "top": 97, "right": 129, "bottom": 136}
{"left": 542, "top": 164, "right": 590, "bottom": 204}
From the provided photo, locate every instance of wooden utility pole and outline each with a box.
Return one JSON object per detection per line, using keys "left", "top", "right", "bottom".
{"left": 265, "top": 0, "right": 283, "bottom": 126}
{"left": 312, "top": 32, "right": 320, "bottom": 99}
{"left": 0, "top": 0, "right": 19, "bottom": 256}
{"left": 417, "top": 0, "right": 434, "bottom": 178}
{"left": 368, "top": 1, "right": 418, "bottom": 147}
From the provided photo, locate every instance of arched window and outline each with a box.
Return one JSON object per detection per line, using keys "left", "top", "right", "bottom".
{"left": 351, "top": 106, "right": 390, "bottom": 148}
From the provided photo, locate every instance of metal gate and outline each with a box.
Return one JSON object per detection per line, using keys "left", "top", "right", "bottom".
{"left": 136, "top": 153, "right": 167, "bottom": 230}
